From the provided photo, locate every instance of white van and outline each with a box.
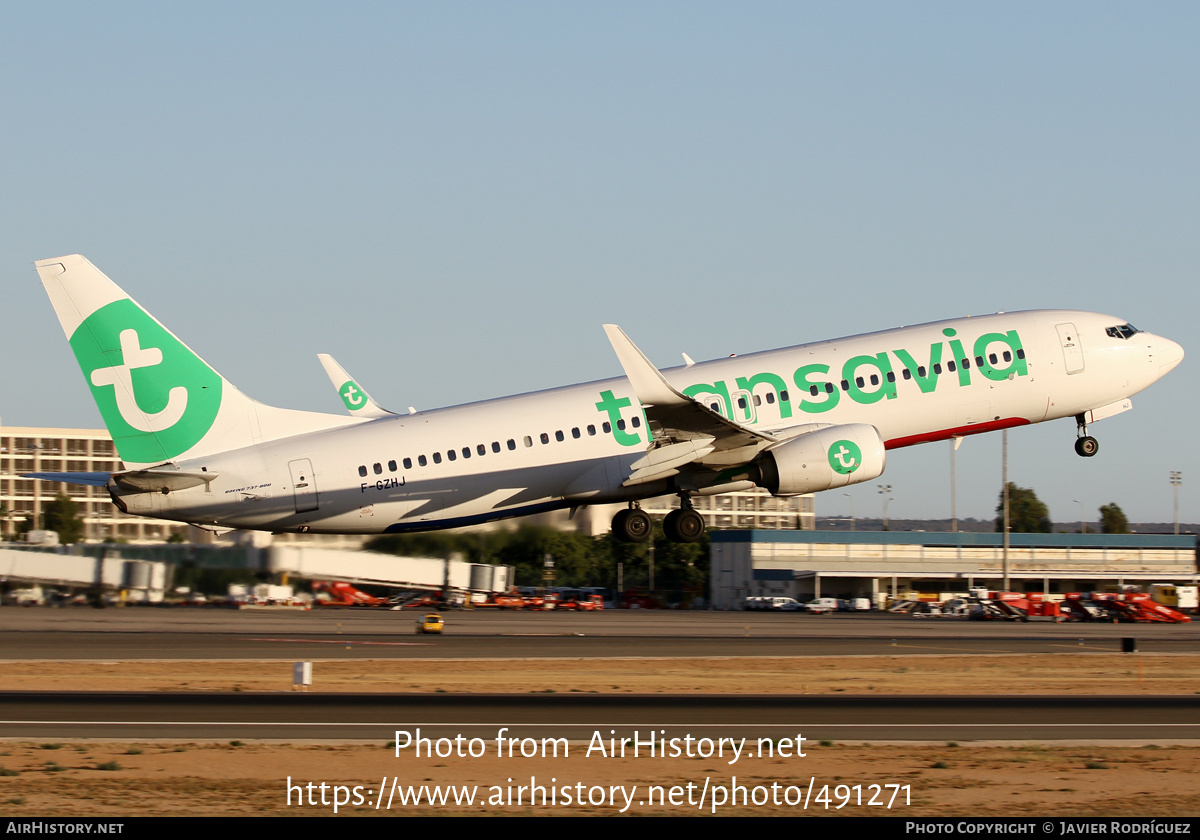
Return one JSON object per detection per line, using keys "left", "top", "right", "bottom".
{"left": 805, "top": 597, "right": 839, "bottom": 614}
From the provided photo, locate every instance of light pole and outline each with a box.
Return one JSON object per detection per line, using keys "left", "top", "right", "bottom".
{"left": 877, "top": 484, "right": 892, "bottom": 530}
{"left": 950, "top": 439, "right": 959, "bottom": 533}
{"left": 1170, "top": 471, "right": 1182, "bottom": 536}
{"left": 843, "top": 493, "right": 855, "bottom": 532}
{"left": 1074, "top": 499, "right": 1084, "bottom": 534}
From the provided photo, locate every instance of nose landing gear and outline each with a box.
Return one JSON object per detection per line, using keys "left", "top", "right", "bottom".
{"left": 1074, "top": 414, "right": 1099, "bottom": 457}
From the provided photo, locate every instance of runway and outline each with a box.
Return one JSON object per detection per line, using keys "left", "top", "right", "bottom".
{"left": 3, "top": 691, "right": 1198, "bottom": 742}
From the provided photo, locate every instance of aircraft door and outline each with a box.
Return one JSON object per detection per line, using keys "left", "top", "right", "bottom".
{"left": 288, "top": 458, "right": 319, "bottom": 513}
{"left": 730, "top": 389, "right": 757, "bottom": 424}
{"left": 1056, "top": 323, "right": 1085, "bottom": 374}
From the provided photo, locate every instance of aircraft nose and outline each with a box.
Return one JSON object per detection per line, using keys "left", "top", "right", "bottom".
{"left": 1153, "top": 335, "right": 1184, "bottom": 375}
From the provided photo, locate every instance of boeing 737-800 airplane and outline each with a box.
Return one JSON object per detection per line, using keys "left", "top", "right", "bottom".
{"left": 29, "top": 255, "right": 1184, "bottom": 543}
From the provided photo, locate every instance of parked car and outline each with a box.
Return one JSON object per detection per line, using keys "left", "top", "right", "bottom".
{"left": 415, "top": 613, "right": 444, "bottom": 634}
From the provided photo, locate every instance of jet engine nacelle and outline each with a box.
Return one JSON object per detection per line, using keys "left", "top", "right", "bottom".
{"left": 752, "top": 423, "right": 886, "bottom": 496}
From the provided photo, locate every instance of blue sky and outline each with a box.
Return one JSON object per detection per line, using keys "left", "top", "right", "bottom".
{"left": 3, "top": 2, "right": 1197, "bottom": 526}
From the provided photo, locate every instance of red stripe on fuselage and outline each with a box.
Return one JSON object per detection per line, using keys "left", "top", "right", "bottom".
{"left": 884, "top": 417, "right": 1031, "bottom": 450}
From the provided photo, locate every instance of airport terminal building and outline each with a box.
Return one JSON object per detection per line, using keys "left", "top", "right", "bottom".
{"left": 710, "top": 530, "right": 1200, "bottom": 608}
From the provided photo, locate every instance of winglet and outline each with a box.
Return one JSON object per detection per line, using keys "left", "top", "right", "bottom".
{"left": 317, "top": 354, "right": 395, "bottom": 419}
{"left": 602, "top": 325, "right": 689, "bottom": 407}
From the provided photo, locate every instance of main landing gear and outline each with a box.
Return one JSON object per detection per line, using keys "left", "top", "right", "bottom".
{"left": 1074, "top": 413, "right": 1099, "bottom": 457}
{"left": 611, "top": 504, "right": 652, "bottom": 543}
{"left": 611, "top": 496, "right": 707, "bottom": 544}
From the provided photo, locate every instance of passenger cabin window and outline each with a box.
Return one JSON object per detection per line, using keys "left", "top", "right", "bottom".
{"left": 765, "top": 393, "right": 775, "bottom": 405}
{"left": 631, "top": 416, "right": 641, "bottom": 428}
{"left": 358, "top": 465, "right": 367, "bottom": 477}
{"left": 523, "top": 436, "right": 533, "bottom": 447}
{"left": 447, "top": 450, "right": 456, "bottom": 461}
{"left": 602, "top": 422, "right": 612, "bottom": 433}
{"left": 373, "top": 463, "right": 382, "bottom": 474}
{"left": 540, "top": 432, "right": 550, "bottom": 444}
{"left": 461, "top": 447, "right": 470, "bottom": 459}
{"left": 418, "top": 455, "right": 428, "bottom": 467}
{"left": 388, "top": 460, "right": 397, "bottom": 472}
{"left": 572, "top": 427, "right": 581, "bottom": 439}
{"left": 478, "top": 444, "right": 487, "bottom": 456}
{"left": 433, "top": 452, "right": 442, "bottom": 464}
{"left": 587, "top": 425, "right": 596, "bottom": 436}
{"left": 403, "top": 457, "right": 412, "bottom": 469}
{"left": 555, "top": 430, "right": 564, "bottom": 442}
{"left": 492, "top": 442, "right": 501, "bottom": 453}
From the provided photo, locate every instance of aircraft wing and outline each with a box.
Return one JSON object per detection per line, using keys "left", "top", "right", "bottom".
{"left": 317, "top": 354, "right": 396, "bottom": 419}
{"left": 603, "top": 325, "right": 778, "bottom": 486}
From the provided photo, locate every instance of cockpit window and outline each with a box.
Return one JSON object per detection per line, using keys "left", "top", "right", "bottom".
{"left": 1106, "top": 323, "right": 1140, "bottom": 340}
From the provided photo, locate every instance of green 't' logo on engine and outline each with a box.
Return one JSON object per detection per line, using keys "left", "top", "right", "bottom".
{"left": 69, "top": 299, "right": 222, "bottom": 464}
{"left": 339, "top": 380, "right": 367, "bottom": 410}
{"left": 828, "top": 439, "right": 862, "bottom": 474}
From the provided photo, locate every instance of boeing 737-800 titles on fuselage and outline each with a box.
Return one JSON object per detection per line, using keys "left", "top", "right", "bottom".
{"left": 28, "top": 255, "right": 1184, "bottom": 543}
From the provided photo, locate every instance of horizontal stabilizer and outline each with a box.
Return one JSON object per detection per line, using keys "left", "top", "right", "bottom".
{"left": 23, "top": 471, "right": 113, "bottom": 488}
{"left": 112, "top": 468, "right": 217, "bottom": 493}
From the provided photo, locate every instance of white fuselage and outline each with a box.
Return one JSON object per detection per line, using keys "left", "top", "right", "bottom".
{"left": 126, "top": 309, "right": 1182, "bottom": 534}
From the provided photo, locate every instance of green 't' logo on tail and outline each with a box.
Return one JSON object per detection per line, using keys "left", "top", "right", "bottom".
{"left": 69, "top": 299, "right": 222, "bottom": 464}
{"left": 339, "top": 380, "right": 367, "bottom": 411}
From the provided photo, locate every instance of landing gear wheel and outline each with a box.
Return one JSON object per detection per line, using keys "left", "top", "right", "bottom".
{"left": 1074, "top": 436, "right": 1099, "bottom": 457}
{"left": 664, "top": 509, "right": 705, "bottom": 543}
{"left": 612, "top": 508, "right": 652, "bottom": 543}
